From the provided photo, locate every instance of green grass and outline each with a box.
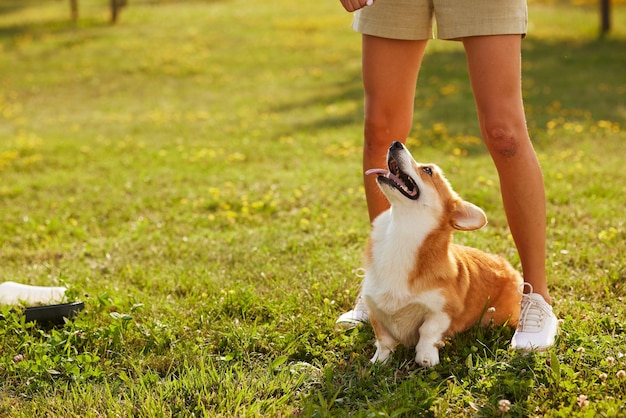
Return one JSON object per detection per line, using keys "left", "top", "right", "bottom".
{"left": 1, "top": 0, "right": 625, "bottom": 416}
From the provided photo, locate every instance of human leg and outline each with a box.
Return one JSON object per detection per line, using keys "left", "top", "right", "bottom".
{"left": 336, "top": 35, "right": 427, "bottom": 328}
{"left": 463, "top": 35, "right": 548, "bottom": 301}
{"left": 463, "top": 35, "right": 557, "bottom": 349}
{"left": 362, "top": 34, "right": 427, "bottom": 222}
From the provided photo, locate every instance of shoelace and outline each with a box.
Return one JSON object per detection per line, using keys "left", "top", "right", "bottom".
{"left": 518, "top": 295, "right": 546, "bottom": 332}
{"left": 354, "top": 267, "right": 366, "bottom": 278}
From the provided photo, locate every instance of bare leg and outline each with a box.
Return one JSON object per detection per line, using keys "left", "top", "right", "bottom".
{"left": 362, "top": 34, "right": 428, "bottom": 222}
{"left": 335, "top": 35, "right": 428, "bottom": 328}
{"left": 463, "top": 35, "right": 550, "bottom": 304}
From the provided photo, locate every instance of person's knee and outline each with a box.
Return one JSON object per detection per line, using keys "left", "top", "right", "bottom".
{"left": 363, "top": 114, "right": 410, "bottom": 157}
{"left": 484, "top": 125, "right": 521, "bottom": 158}
{"left": 364, "top": 130, "right": 402, "bottom": 159}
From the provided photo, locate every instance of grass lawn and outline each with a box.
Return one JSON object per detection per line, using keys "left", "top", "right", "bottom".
{"left": 1, "top": 0, "right": 625, "bottom": 416}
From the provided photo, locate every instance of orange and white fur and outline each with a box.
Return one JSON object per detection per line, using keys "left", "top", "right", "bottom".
{"left": 362, "top": 141, "right": 522, "bottom": 367}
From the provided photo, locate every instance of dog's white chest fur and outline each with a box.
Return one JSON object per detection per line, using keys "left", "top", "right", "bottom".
{"left": 362, "top": 209, "right": 450, "bottom": 349}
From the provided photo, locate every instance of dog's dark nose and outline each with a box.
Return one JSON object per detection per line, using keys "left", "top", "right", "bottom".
{"left": 390, "top": 141, "right": 404, "bottom": 151}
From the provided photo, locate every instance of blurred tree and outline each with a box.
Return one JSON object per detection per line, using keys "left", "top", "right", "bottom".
{"left": 68, "top": 0, "right": 127, "bottom": 24}
{"left": 70, "top": 0, "right": 78, "bottom": 22}
{"left": 600, "top": 0, "right": 611, "bottom": 36}
{"left": 110, "top": 0, "right": 127, "bottom": 24}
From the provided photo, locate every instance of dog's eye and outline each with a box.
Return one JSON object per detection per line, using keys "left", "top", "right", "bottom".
{"left": 422, "top": 167, "right": 433, "bottom": 176}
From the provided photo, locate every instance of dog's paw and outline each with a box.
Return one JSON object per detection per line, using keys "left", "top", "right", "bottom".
{"left": 370, "top": 339, "right": 395, "bottom": 363}
{"left": 370, "top": 347, "right": 392, "bottom": 363}
{"left": 415, "top": 345, "right": 440, "bottom": 367}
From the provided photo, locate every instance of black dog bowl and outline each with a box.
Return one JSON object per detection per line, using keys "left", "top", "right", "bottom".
{"left": 24, "top": 301, "right": 84, "bottom": 324}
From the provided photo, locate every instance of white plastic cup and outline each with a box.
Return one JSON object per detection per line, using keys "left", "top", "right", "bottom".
{"left": 0, "top": 281, "right": 67, "bottom": 306}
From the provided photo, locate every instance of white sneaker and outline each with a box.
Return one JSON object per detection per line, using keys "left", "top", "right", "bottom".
{"left": 335, "top": 296, "right": 369, "bottom": 330}
{"left": 511, "top": 284, "right": 558, "bottom": 351}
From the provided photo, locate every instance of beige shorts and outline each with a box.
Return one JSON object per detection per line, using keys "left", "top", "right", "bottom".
{"left": 353, "top": 0, "right": 528, "bottom": 40}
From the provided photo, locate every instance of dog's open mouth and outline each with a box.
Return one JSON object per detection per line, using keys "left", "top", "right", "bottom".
{"left": 366, "top": 155, "right": 420, "bottom": 200}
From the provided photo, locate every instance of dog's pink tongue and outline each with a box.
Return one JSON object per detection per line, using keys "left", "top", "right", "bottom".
{"left": 365, "top": 168, "right": 389, "bottom": 176}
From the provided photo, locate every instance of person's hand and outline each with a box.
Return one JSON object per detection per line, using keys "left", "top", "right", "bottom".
{"left": 339, "top": 0, "right": 374, "bottom": 12}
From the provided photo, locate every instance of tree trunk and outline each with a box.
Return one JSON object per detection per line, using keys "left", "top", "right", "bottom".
{"left": 110, "top": 0, "right": 127, "bottom": 24}
{"left": 70, "top": 0, "right": 79, "bottom": 22}
{"left": 600, "top": 0, "right": 611, "bottom": 36}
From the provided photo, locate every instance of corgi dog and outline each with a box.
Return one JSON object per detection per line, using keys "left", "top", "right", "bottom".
{"left": 362, "top": 141, "right": 522, "bottom": 367}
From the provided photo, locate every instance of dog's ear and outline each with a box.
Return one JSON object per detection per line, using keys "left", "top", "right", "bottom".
{"left": 451, "top": 200, "right": 487, "bottom": 231}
